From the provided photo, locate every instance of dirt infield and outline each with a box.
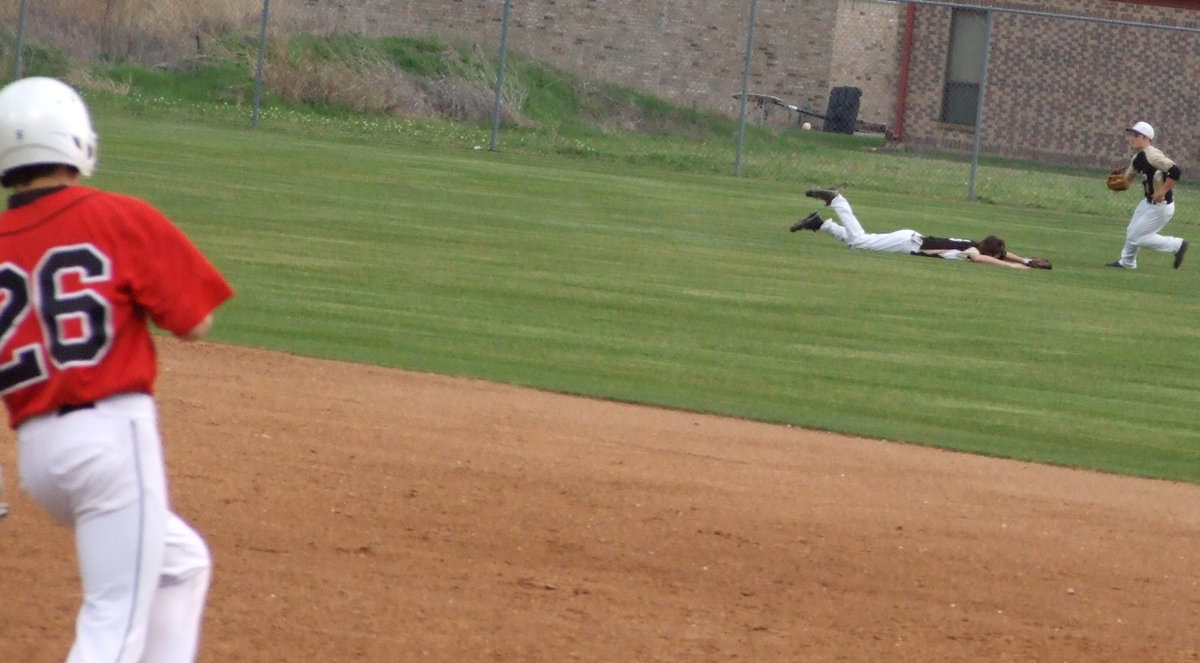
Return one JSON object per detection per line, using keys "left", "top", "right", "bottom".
{"left": 2, "top": 340, "right": 1199, "bottom": 662}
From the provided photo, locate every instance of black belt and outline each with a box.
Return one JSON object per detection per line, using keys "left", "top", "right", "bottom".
{"left": 57, "top": 402, "right": 96, "bottom": 416}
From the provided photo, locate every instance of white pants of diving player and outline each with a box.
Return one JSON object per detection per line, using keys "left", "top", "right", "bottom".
{"left": 819, "top": 194, "right": 923, "bottom": 254}
{"left": 17, "top": 393, "right": 210, "bottom": 663}
{"left": 1118, "top": 199, "right": 1182, "bottom": 268}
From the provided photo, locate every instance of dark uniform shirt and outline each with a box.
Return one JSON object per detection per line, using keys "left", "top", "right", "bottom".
{"left": 1128, "top": 146, "right": 1181, "bottom": 205}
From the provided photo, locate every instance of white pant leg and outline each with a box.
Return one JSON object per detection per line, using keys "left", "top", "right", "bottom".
{"left": 17, "top": 394, "right": 206, "bottom": 663}
{"left": 71, "top": 489, "right": 167, "bottom": 663}
{"left": 827, "top": 194, "right": 868, "bottom": 240}
{"left": 820, "top": 218, "right": 848, "bottom": 243}
{"left": 143, "top": 517, "right": 211, "bottom": 663}
{"left": 822, "top": 194, "right": 923, "bottom": 254}
{"left": 1121, "top": 200, "right": 1181, "bottom": 268}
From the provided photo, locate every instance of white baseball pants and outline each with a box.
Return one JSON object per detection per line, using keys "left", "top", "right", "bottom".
{"left": 1117, "top": 199, "right": 1182, "bottom": 269}
{"left": 17, "top": 393, "right": 210, "bottom": 663}
{"left": 820, "top": 195, "right": 923, "bottom": 254}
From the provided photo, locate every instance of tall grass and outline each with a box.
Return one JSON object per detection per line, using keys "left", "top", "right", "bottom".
{"left": 1, "top": 0, "right": 256, "bottom": 63}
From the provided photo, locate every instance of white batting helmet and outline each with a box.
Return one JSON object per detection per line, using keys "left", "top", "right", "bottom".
{"left": 0, "top": 77, "right": 98, "bottom": 178}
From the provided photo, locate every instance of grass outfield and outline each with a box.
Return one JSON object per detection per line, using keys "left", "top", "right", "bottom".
{"left": 91, "top": 107, "right": 1200, "bottom": 483}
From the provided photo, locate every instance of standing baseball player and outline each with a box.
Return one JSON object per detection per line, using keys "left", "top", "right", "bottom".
{"left": 0, "top": 77, "right": 233, "bottom": 662}
{"left": 1106, "top": 121, "right": 1188, "bottom": 270}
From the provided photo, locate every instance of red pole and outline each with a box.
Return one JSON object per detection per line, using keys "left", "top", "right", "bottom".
{"left": 892, "top": 2, "right": 916, "bottom": 142}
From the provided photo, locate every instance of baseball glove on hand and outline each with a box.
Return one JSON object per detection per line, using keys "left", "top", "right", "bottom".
{"left": 1106, "top": 169, "right": 1129, "bottom": 192}
{"left": 1027, "top": 257, "right": 1052, "bottom": 270}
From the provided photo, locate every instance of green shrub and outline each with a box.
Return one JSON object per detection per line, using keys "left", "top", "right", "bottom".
{"left": 0, "top": 37, "right": 71, "bottom": 78}
{"left": 98, "top": 61, "right": 253, "bottom": 104}
{"left": 379, "top": 36, "right": 456, "bottom": 77}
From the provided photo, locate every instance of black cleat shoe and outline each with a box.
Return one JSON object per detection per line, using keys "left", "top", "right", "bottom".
{"left": 804, "top": 188, "right": 839, "bottom": 206}
{"left": 790, "top": 212, "right": 824, "bottom": 232}
{"left": 1174, "top": 240, "right": 1188, "bottom": 269}
{"left": 1105, "top": 261, "right": 1130, "bottom": 269}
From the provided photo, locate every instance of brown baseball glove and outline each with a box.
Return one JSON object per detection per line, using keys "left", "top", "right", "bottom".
{"left": 1027, "top": 257, "right": 1052, "bottom": 270}
{"left": 1106, "top": 169, "right": 1129, "bottom": 192}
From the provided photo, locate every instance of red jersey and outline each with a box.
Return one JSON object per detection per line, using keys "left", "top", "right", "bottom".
{"left": 0, "top": 186, "right": 233, "bottom": 427}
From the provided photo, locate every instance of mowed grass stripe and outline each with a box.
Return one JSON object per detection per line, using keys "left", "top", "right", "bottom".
{"left": 89, "top": 110, "right": 1200, "bottom": 482}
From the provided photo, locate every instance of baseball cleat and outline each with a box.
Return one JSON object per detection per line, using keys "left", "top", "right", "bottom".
{"left": 790, "top": 212, "right": 824, "bottom": 232}
{"left": 1174, "top": 240, "right": 1188, "bottom": 269}
{"left": 1105, "top": 261, "right": 1131, "bottom": 269}
{"left": 804, "top": 188, "right": 839, "bottom": 206}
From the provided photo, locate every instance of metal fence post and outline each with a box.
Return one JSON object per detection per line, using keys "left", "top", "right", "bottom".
{"left": 734, "top": 0, "right": 760, "bottom": 176}
{"left": 967, "top": 10, "right": 992, "bottom": 202}
{"left": 251, "top": 0, "right": 271, "bottom": 128}
{"left": 14, "top": 0, "right": 29, "bottom": 80}
{"left": 490, "top": 0, "right": 514, "bottom": 152}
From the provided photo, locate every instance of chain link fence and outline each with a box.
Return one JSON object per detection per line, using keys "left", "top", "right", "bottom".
{"left": 5, "top": 0, "right": 1200, "bottom": 180}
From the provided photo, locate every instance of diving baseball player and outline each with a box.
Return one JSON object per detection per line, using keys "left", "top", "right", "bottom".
{"left": 1106, "top": 121, "right": 1188, "bottom": 270}
{"left": 791, "top": 189, "right": 1051, "bottom": 269}
{"left": 0, "top": 77, "right": 234, "bottom": 662}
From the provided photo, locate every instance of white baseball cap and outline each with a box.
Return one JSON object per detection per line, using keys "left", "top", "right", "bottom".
{"left": 1127, "top": 121, "right": 1155, "bottom": 140}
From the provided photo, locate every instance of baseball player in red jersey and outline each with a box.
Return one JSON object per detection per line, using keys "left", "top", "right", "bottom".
{"left": 0, "top": 77, "right": 233, "bottom": 662}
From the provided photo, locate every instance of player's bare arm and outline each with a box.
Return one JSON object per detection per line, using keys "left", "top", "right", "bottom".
{"left": 181, "top": 314, "right": 214, "bottom": 341}
{"left": 968, "top": 253, "right": 1029, "bottom": 268}
{"left": 1001, "top": 251, "right": 1030, "bottom": 264}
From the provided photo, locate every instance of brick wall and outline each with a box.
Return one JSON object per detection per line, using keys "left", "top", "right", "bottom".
{"left": 20, "top": 0, "right": 1199, "bottom": 168}
{"left": 831, "top": 0, "right": 903, "bottom": 127}
{"left": 901, "top": 0, "right": 1200, "bottom": 169}
{"left": 275, "top": 0, "right": 901, "bottom": 131}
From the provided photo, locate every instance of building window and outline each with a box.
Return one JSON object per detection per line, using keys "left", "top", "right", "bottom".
{"left": 941, "top": 9, "right": 987, "bottom": 126}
